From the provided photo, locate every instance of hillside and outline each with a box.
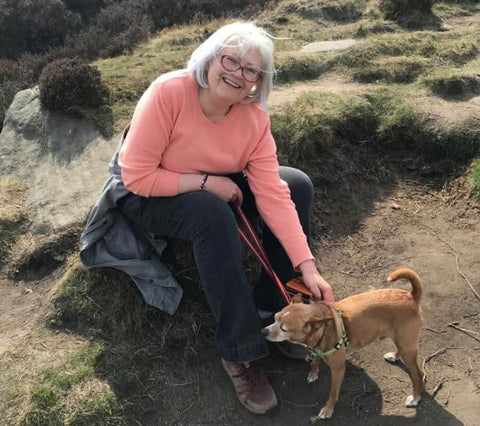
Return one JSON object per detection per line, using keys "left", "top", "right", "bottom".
{"left": 1, "top": 1, "right": 480, "bottom": 425}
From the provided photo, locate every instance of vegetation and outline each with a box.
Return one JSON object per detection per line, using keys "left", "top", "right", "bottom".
{"left": 0, "top": 0, "right": 269, "bottom": 131}
{"left": 0, "top": 177, "right": 28, "bottom": 267}
{"left": 17, "top": 342, "right": 120, "bottom": 425}
{"left": 38, "top": 58, "right": 113, "bottom": 135}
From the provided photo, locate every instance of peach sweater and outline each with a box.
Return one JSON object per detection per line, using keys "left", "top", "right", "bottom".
{"left": 119, "top": 73, "right": 313, "bottom": 268}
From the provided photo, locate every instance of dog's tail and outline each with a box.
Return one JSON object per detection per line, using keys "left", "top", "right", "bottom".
{"left": 387, "top": 268, "right": 422, "bottom": 303}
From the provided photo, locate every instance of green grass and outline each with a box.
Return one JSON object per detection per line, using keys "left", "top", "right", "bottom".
{"left": 469, "top": 159, "right": 480, "bottom": 200}
{"left": 0, "top": 176, "right": 28, "bottom": 265}
{"left": 18, "top": 343, "right": 120, "bottom": 425}
{"left": 272, "top": 86, "right": 480, "bottom": 183}
{"left": 53, "top": 261, "right": 151, "bottom": 339}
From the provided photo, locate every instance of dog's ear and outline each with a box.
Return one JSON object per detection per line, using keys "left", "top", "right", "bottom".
{"left": 292, "top": 293, "right": 304, "bottom": 304}
{"left": 304, "top": 317, "right": 332, "bottom": 332}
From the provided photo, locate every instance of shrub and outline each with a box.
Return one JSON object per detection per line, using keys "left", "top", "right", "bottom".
{"left": 0, "top": 59, "right": 36, "bottom": 130}
{"left": 378, "top": 0, "right": 434, "bottom": 17}
{"left": 39, "top": 59, "right": 109, "bottom": 113}
{"left": 0, "top": 0, "right": 81, "bottom": 59}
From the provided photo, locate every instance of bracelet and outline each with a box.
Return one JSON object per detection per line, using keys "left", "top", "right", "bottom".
{"left": 200, "top": 173, "right": 209, "bottom": 191}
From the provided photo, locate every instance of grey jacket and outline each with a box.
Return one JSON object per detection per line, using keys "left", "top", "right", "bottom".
{"left": 79, "top": 127, "right": 182, "bottom": 314}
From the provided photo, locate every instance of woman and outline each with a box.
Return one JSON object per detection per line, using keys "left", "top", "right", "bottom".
{"left": 82, "top": 21, "right": 333, "bottom": 415}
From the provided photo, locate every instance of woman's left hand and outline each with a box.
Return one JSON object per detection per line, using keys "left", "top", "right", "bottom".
{"left": 298, "top": 260, "right": 334, "bottom": 302}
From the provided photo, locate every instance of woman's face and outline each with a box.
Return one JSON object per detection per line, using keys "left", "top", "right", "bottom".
{"left": 206, "top": 45, "right": 262, "bottom": 106}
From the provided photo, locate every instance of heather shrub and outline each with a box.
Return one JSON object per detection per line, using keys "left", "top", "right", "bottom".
{"left": 39, "top": 59, "right": 108, "bottom": 113}
{"left": 0, "top": 0, "right": 81, "bottom": 59}
{"left": 0, "top": 59, "right": 36, "bottom": 129}
{"left": 378, "top": 0, "right": 434, "bottom": 17}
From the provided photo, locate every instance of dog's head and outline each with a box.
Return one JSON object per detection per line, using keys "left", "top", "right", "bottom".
{"left": 261, "top": 294, "right": 333, "bottom": 347}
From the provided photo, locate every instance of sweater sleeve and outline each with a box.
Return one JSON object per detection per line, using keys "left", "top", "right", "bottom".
{"left": 246, "top": 117, "right": 314, "bottom": 269}
{"left": 118, "top": 82, "right": 181, "bottom": 197}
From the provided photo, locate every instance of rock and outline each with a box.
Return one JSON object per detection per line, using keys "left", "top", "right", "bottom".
{"left": 301, "top": 39, "right": 357, "bottom": 53}
{"left": 391, "top": 202, "right": 401, "bottom": 210}
{"left": 0, "top": 86, "right": 118, "bottom": 233}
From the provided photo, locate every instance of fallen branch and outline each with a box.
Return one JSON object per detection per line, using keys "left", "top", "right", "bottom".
{"left": 448, "top": 322, "right": 480, "bottom": 343}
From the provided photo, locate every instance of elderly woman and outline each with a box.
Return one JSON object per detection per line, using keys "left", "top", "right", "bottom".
{"left": 81, "top": 21, "right": 333, "bottom": 414}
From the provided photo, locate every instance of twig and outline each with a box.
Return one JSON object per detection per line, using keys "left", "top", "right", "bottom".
{"left": 432, "top": 379, "right": 444, "bottom": 399}
{"left": 424, "top": 348, "right": 447, "bottom": 363}
{"left": 444, "top": 390, "right": 450, "bottom": 406}
{"left": 441, "top": 239, "right": 480, "bottom": 301}
{"left": 425, "top": 327, "right": 446, "bottom": 335}
{"left": 282, "top": 399, "right": 317, "bottom": 408}
{"left": 448, "top": 322, "right": 480, "bottom": 343}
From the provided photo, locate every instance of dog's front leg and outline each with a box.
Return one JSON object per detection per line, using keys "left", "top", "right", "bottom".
{"left": 307, "top": 357, "right": 320, "bottom": 383}
{"left": 317, "top": 354, "right": 345, "bottom": 419}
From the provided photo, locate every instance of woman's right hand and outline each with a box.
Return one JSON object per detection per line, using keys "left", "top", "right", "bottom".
{"left": 204, "top": 175, "right": 243, "bottom": 205}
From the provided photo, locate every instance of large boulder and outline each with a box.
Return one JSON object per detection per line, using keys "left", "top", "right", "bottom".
{"left": 0, "top": 86, "right": 118, "bottom": 233}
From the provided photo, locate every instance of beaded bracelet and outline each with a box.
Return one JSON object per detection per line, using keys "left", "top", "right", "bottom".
{"left": 200, "top": 173, "right": 209, "bottom": 191}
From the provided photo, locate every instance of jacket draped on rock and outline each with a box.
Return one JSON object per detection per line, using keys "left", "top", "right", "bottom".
{"left": 79, "top": 127, "right": 182, "bottom": 314}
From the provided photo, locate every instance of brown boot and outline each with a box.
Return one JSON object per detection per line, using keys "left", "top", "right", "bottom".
{"left": 222, "top": 359, "right": 277, "bottom": 414}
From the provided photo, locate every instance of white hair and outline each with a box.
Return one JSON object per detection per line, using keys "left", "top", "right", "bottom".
{"left": 187, "top": 21, "right": 276, "bottom": 111}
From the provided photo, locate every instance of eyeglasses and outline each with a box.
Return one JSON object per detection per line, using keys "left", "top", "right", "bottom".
{"left": 219, "top": 55, "right": 262, "bottom": 83}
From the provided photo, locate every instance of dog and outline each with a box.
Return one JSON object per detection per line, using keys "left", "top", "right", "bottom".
{"left": 262, "top": 268, "right": 424, "bottom": 420}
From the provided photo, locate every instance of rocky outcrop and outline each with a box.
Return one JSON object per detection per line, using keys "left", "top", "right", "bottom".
{"left": 0, "top": 87, "right": 118, "bottom": 233}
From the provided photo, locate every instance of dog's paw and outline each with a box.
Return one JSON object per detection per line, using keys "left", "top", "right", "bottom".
{"left": 318, "top": 406, "right": 334, "bottom": 419}
{"left": 307, "top": 371, "right": 319, "bottom": 383}
{"left": 405, "top": 395, "right": 420, "bottom": 407}
{"left": 384, "top": 352, "right": 400, "bottom": 363}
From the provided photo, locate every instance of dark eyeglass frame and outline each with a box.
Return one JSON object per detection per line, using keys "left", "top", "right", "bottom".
{"left": 219, "top": 54, "right": 262, "bottom": 83}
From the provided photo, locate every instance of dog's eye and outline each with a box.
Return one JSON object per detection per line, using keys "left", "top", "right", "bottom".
{"left": 280, "top": 325, "right": 287, "bottom": 332}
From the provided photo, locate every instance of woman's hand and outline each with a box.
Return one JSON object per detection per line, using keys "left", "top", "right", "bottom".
{"left": 204, "top": 175, "right": 243, "bottom": 205}
{"left": 298, "top": 260, "right": 334, "bottom": 302}
{"left": 178, "top": 174, "right": 243, "bottom": 205}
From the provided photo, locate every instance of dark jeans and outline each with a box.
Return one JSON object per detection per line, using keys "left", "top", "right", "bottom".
{"left": 117, "top": 166, "right": 313, "bottom": 362}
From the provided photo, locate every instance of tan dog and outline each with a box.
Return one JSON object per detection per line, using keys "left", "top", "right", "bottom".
{"left": 262, "top": 268, "right": 424, "bottom": 420}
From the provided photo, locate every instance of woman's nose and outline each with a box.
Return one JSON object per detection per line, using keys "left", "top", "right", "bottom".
{"left": 232, "top": 67, "right": 244, "bottom": 79}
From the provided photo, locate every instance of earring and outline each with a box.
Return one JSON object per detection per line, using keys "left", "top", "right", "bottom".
{"left": 247, "top": 85, "right": 257, "bottom": 98}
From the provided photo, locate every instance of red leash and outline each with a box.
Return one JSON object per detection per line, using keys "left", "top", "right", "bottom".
{"left": 235, "top": 204, "right": 292, "bottom": 304}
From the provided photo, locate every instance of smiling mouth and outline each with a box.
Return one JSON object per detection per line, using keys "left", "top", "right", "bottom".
{"left": 222, "top": 77, "right": 241, "bottom": 89}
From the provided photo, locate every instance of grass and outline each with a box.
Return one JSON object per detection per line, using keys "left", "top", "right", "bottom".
{"left": 469, "top": 159, "right": 480, "bottom": 199}
{"left": 0, "top": 176, "right": 28, "bottom": 266}
{"left": 272, "top": 86, "right": 480, "bottom": 182}
{"left": 53, "top": 260, "right": 153, "bottom": 339}
{"left": 421, "top": 70, "right": 480, "bottom": 97}
{"left": 16, "top": 342, "right": 120, "bottom": 425}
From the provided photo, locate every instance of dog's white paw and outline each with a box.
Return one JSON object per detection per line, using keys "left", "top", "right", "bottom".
{"left": 405, "top": 395, "right": 420, "bottom": 407}
{"left": 318, "top": 406, "right": 333, "bottom": 419}
{"left": 307, "top": 371, "right": 319, "bottom": 383}
{"left": 384, "top": 352, "right": 400, "bottom": 363}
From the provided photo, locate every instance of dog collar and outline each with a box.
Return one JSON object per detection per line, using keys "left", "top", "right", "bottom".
{"left": 306, "top": 309, "right": 349, "bottom": 359}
